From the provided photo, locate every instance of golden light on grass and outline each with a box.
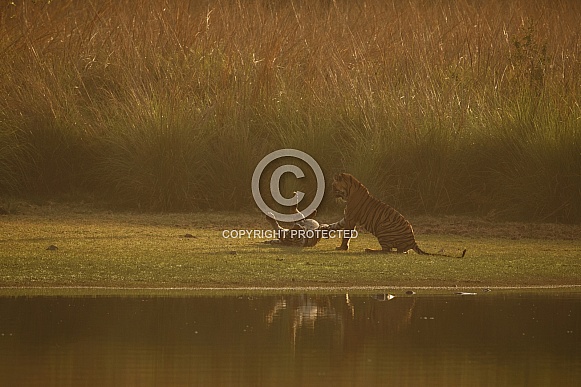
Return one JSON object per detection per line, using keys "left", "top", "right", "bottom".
{"left": 0, "top": 1, "right": 579, "bottom": 221}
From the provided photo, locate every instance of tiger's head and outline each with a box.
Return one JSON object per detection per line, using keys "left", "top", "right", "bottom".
{"left": 332, "top": 173, "right": 368, "bottom": 201}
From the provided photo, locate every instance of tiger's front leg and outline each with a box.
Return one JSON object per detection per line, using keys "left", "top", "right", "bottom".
{"left": 326, "top": 218, "right": 355, "bottom": 251}
{"left": 337, "top": 233, "right": 352, "bottom": 250}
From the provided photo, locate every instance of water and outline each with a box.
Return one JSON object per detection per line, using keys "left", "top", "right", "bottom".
{"left": 0, "top": 291, "right": 579, "bottom": 386}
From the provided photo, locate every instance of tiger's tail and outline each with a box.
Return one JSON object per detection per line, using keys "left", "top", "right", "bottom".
{"left": 414, "top": 245, "right": 467, "bottom": 258}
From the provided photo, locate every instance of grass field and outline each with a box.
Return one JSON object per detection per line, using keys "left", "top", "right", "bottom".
{"left": 1, "top": 1, "right": 580, "bottom": 222}
{"left": 1, "top": 204, "right": 579, "bottom": 291}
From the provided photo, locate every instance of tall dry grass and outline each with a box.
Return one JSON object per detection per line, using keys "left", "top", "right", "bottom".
{"left": 1, "top": 0, "right": 580, "bottom": 221}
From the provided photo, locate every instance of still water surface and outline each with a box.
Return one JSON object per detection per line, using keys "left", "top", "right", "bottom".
{"left": 0, "top": 291, "right": 579, "bottom": 386}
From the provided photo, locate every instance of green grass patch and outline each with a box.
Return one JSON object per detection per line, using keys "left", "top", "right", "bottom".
{"left": 1, "top": 207, "right": 579, "bottom": 290}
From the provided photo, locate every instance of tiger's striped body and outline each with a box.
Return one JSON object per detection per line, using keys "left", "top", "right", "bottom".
{"left": 329, "top": 192, "right": 419, "bottom": 253}
{"left": 328, "top": 173, "right": 466, "bottom": 257}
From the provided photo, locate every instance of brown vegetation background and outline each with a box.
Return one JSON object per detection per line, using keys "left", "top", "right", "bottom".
{"left": 1, "top": 1, "right": 580, "bottom": 222}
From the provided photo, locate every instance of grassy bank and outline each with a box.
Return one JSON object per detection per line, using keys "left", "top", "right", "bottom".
{"left": 1, "top": 205, "right": 580, "bottom": 289}
{"left": 1, "top": 1, "right": 580, "bottom": 221}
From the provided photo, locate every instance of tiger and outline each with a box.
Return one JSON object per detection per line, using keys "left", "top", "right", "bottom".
{"left": 326, "top": 173, "right": 466, "bottom": 257}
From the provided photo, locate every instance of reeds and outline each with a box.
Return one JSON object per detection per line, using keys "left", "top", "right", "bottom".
{"left": 1, "top": 0, "right": 580, "bottom": 221}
